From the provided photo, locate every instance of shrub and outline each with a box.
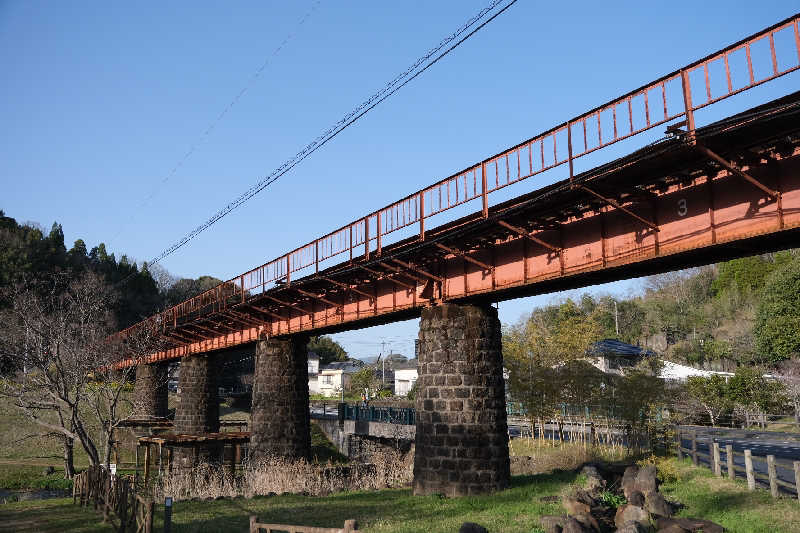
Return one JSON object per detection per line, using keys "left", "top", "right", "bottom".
{"left": 637, "top": 454, "right": 678, "bottom": 484}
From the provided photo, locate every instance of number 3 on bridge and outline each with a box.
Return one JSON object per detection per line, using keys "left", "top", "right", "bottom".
{"left": 677, "top": 198, "right": 688, "bottom": 217}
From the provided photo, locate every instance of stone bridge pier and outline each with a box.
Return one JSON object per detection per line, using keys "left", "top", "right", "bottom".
{"left": 249, "top": 334, "right": 311, "bottom": 462}
{"left": 174, "top": 353, "right": 220, "bottom": 465}
{"left": 133, "top": 362, "right": 169, "bottom": 419}
{"left": 413, "top": 303, "right": 510, "bottom": 497}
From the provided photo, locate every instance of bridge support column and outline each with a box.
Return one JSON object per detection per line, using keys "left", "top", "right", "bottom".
{"left": 249, "top": 334, "right": 310, "bottom": 462}
{"left": 133, "top": 362, "right": 168, "bottom": 419}
{"left": 413, "top": 303, "right": 510, "bottom": 497}
{"left": 174, "top": 354, "right": 220, "bottom": 465}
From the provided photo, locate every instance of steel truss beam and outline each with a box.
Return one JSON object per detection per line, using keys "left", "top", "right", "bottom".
{"left": 358, "top": 265, "right": 416, "bottom": 290}
{"left": 264, "top": 294, "right": 310, "bottom": 316}
{"left": 694, "top": 143, "right": 780, "bottom": 198}
{"left": 578, "top": 185, "right": 660, "bottom": 231}
{"left": 390, "top": 258, "right": 443, "bottom": 283}
{"left": 294, "top": 287, "right": 341, "bottom": 309}
{"left": 496, "top": 220, "right": 561, "bottom": 251}
{"left": 318, "top": 276, "right": 374, "bottom": 301}
{"left": 434, "top": 242, "right": 493, "bottom": 271}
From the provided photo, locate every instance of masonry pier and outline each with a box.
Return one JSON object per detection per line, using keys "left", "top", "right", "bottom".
{"left": 413, "top": 303, "right": 510, "bottom": 497}
{"left": 249, "top": 334, "right": 311, "bottom": 461}
{"left": 133, "top": 362, "right": 169, "bottom": 419}
{"left": 174, "top": 353, "right": 220, "bottom": 465}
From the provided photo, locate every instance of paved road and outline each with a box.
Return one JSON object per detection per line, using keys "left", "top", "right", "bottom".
{"left": 678, "top": 426, "right": 800, "bottom": 496}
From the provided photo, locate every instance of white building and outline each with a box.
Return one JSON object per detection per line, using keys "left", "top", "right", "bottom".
{"left": 317, "top": 362, "right": 361, "bottom": 398}
{"left": 393, "top": 359, "right": 418, "bottom": 396}
{"left": 658, "top": 360, "right": 734, "bottom": 383}
{"left": 308, "top": 352, "right": 320, "bottom": 394}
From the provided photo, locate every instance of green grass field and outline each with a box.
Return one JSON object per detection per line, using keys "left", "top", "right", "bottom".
{"left": 3, "top": 458, "right": 800, "bottom": 532}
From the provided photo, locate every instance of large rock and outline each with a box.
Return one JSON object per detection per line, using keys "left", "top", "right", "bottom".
{"left": 621, "top": 466, "right": 640, "bottom": 499}
{"left": 614, "top": 504, "right": 650, "bottom": 530}
{"left": 622, "top": 464, "right": 659, "bottom": 498}
{"left": 636, "top": 464, "right": 659, "bottom": 496}
{"left": 540, "top": 515, "right": 568, "bottom": 533}
{"left": 459, "top": 523, "right": 488, "bottom": 533}
{"left": 646, "top": 492, "right": 674, "bottom": 518}
{"left": 617, "top": 522, "right": 651, "bottom": 533}
{"left": 580, "top": 465, "right": 605, "bottom": 492}
{"left": 657, "top": 525, "right": 690, "bottom": 533}
{"left": 562, "top": 518, "right": 592, "bottom": 533}
{"left": 539, "top": 515, "right": 566, "bottom": 533}
{"left": 562, "top": 494, "right": 591, "bottom": 516}
{"left": 628, "top": 490, "right": 645, "bottom": 507}
{"left": 572, "top": 512, "right": 600, "bottom": 532}
{"left": 655, "top": 517, "right": 724, "bottom": 533}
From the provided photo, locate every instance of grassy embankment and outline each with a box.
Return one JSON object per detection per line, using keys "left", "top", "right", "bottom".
{"left": 3, "top": 451, "right": 800, "bottom": 532}
{"left": 3, "top": 393, "right": 800, "bottom": 532}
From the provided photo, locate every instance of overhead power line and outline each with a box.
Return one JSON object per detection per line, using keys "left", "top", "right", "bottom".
{"left": 143, "top": 0, "right": 519, "bottom": 269}
{"left": 108, "top": 0, "right": 322, "bottom": 248}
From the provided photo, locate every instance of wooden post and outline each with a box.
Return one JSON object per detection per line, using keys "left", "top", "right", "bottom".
{"left": 143, "top": 444, "right": 151, "bottom": 486}
{"left": 691, "top": 431, "right": 698, "bottom": 466}
{"left": 145, "top": 500, "right": 154, "bottom": 533}
{"left": 713, "top": 442, "right": 721, "bottom": 477}
{"left": 250, "top": 515, "right": 258, "bottom": 533}
{"left": 229, "top": 445, "right": 237, "bottom": 479}
{"left": 768, "top": 455, "right": 779, "bottom": 498}
{"left": 134, "top": 444, "right": 140, "bottom": 489}
{"left": 726, "top": 444, "right": 734, "bottom": 480}
{"left": 590, "top": 422, "right": 595, "bottom": 447}
{"left": 676, "top": 430, "right": 683, "bottom": 460}
{"left": 745, "top": 449, "right": 755, "bottom": 491}
{"left": 794, "top": 461, "right": 800, "bottom": 502}
{"left": 344, "top": 519, "right": 359, "bottom": 532}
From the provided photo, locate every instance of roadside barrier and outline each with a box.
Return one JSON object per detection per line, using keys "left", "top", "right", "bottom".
{"left": 676, "top": 428, "right": 800, "bottom": 501}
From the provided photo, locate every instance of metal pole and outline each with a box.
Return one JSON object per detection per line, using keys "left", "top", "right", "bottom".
{"left": 164, "top": 496, "right": 173, "bottom": 533}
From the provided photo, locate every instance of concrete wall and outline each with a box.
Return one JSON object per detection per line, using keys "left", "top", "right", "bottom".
{"left": 314, "top": 416, "right": 414, "bottom": 459}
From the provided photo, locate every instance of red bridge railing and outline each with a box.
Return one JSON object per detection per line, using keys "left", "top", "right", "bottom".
{"left": 121, "top": 13, "right": 800, "bottom": 340}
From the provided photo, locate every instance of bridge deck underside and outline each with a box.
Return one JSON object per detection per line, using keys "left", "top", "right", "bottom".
{"left": 142, "top": 93, "right": 800, "bottom": 364}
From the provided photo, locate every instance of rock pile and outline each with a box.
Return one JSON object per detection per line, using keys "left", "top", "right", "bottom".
{"left": 539, "top": 463, "right": 725, "bottom": 533}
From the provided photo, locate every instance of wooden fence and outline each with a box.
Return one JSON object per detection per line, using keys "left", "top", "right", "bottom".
{"left": 73, "top": 465, "right": 154, "bottom": 533}
{"left": 676, "top": 429, "right": 800, "bottom": 501}
{"left": 250, "top": 516, "right": 360, "bottom": 533}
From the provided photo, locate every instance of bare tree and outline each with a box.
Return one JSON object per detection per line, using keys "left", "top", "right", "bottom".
{"left": 776, "top": 358, "right": 800, "bottom": 424}
{"left": 0, "top": 272, "right": 164, "bottom": 477}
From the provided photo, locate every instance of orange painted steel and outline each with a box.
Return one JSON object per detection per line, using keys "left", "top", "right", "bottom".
{"left": 115, "top": 14, "right": 800, "bottom": 365}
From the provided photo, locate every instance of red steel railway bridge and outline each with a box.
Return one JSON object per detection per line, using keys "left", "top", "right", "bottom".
{"left": 120, "top": 15, "right": 800, "bottom": 497}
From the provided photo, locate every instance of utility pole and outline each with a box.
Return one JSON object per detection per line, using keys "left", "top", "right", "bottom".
{"left": 614, "top": 300, "right": 619, "bottom": 336}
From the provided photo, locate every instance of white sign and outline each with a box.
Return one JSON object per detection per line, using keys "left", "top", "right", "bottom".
{"left": 110, "top": 463, "right": 117, "bottom": 475}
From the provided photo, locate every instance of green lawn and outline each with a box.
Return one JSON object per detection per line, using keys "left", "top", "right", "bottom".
{"left": 0, "top": 471, "right": 576, "bottom": 533}
{"left": 659, "top": 458, "right": 800, "bottom": 533}
{"left": 3, "top": 459, "right": 800, "bottom": 532}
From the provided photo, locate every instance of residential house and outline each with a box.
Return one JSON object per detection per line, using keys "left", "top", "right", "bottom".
{"left": 317, "top": 361, "right": 362, "bottom": 398}
{"left": 586, "top": 339, "right": 735, "bottom": 382}
{"left": 393, "top": 359, "right": 418, "bottom": 396}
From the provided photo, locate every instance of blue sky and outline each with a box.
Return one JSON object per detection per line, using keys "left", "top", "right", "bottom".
{"left": 2, "top": 1, "right": 798, "bottom": 360}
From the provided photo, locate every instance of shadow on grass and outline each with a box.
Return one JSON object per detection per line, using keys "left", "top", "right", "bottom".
{"left": 0, "top": 499, "right": 112, "bottom": 533}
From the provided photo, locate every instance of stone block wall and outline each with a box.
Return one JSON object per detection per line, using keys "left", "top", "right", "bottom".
{"left": 133, "top": 362, "right": 168, "bottom": 419}
{"left": 249, "top": 335, "right": 310, "bottom": 461}
{"left": 413, "top": 303, "right": 510, "bottom": 497}
{"left": 175, "top": 354, "right": 219, "bottom": 434}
